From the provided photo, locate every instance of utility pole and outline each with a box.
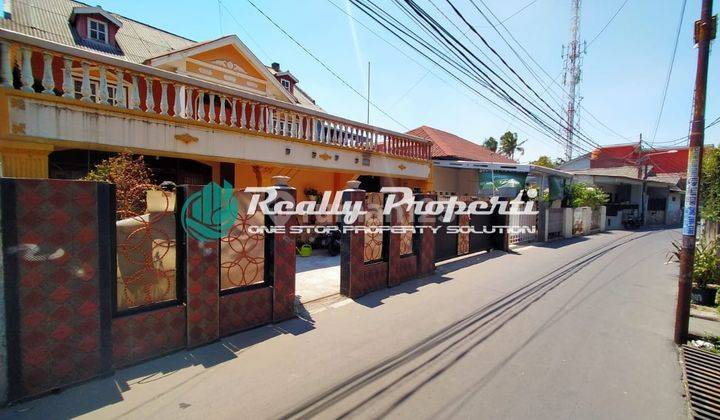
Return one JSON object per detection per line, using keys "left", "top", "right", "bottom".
{"left": 562, "top": 0, "right": 584, "bottom": 162}
{"left": 674, "top": 0, "right": 716, "bottom": 345}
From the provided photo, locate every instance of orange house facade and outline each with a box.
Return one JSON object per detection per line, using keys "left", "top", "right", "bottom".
{"left": 0, "top": 1, "right": 431, "bottom": 193}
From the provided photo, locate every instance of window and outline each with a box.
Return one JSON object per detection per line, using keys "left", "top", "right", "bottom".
{"left": 87, "top": 18, "right": 108, "bottom": 43}
{"left": 280, "top": 78, "right": 291, "bottom": 91}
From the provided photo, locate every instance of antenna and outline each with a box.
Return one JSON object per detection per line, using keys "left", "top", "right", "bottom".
{"left": 562, "top": 0, "right": 585, "bottom": 161}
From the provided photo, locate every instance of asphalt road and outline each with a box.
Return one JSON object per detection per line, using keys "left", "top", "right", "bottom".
{"left": 2, "top": 229, "right": 688, "bottom": 419}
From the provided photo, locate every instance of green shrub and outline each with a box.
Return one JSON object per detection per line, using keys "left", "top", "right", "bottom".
{"left": 563, "top": 182, "right": 609, "bottom": 209}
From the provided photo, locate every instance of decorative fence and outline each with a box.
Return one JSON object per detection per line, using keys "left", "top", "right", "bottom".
{"left": 508, "top": 201, "right": 538, "bottom": 245}
{"left": 0, "top": 179, "right": 511, "bottom": 403}
{"left": 0, "top": 178, "right": 296, "bottom": 402}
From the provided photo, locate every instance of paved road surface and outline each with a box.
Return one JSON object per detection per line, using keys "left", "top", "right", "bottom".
{"left": 1, "top": 229, "right": 688, "bottom": 419}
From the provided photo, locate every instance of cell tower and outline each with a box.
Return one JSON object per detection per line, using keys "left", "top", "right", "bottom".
{"left": 562, "top": 0, "right": 585, "bottom": 161}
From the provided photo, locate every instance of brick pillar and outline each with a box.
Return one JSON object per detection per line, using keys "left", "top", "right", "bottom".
{"left": 414, "top": 193, "right": 436, "bottom": 276}
{"left": 340, "top": 187, "right": 365, "bottom": 298}
{"left": 178, "top": 185, "right": 220, "bottom": 348}
{"left": 269, "top": 180, "right": 296, "bottom": 322}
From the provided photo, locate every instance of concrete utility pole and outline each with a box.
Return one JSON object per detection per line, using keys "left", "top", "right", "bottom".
{"left": 674, "top": 0, "right": 716, "bottom": 345}
{"left": 562, "top": 0, "right": 584, "bottom": 162}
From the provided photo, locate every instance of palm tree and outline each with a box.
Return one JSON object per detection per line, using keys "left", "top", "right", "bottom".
{"left": 483, "top": 137, "right": 498, "bottom": 152}
{"left": 499, "top": 131, "right": 526, "bottom": 159}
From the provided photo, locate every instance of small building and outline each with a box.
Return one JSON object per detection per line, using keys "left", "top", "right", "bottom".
{"left": 407, "top": 125, "right": 572, "bottom": 198}
{"left": 570, "top": 166, "right": 683, "bottom": 228}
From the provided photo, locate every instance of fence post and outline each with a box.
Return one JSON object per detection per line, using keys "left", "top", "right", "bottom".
{"left": 179, "top": 185, "right": 220, "bottom": 348}
{"left": 600, "top": 206, "right": 607, "bottom": 232}
{"left": 563, "top": 208, "right": 573, "bottom": 238}
{"left": 340, "top": 183, "right": 366, "bottom": 298}
{"left": 414, "top": 193, "right": 436, "bottom": 276}
{"left": 269, "top": 178, "right": 296, "bottom": 322}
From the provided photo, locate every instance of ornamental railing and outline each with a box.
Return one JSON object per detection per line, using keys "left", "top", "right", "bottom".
{"left": 0, "top": 29, "right": 431, "bottom": 161}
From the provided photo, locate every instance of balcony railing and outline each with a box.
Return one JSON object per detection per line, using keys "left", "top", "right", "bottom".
{"left": 0, "top": 29, "right": 431, "bottom": 161}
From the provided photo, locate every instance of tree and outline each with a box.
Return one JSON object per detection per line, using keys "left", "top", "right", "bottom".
{"left": 83, "top": 152, "right": 156, "bottom": 219}
{"left": 701, "top": 147, "right": 720, "bottom": 221}
{"left": 531, "top": 155, "right": 556, "bottom": 168}
{"left": 483, "top": 136, "right": 498, "bottom": 152}
{"left": 499, "top": 131, "right": 526, "bottom": 159}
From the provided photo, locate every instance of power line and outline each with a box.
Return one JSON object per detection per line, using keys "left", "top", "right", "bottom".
{"left": 433, "top": 0, "right": 601, "bottom": 151}
{"left": 241, "top": 0, "right": 410, "bottom": 129}
{"left": 586, "top": 0, "right": 631, "bottom": 47}
{"left": 349, "top": 0, "right": 596, "bottom": 153}
{"left": 472, "top": 0, "right": 633, "bottom": 143}
{"left": 649, "top": 0, "right": 687, "bottom": 144}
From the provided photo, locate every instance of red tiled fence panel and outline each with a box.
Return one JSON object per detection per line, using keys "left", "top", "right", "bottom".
{"left": 1, "top": 179, "right": 113, "bottom": 401}
{"left": 112, "top": 305, "right": 186, "bottom": 368}
{"left": 220, "top": 287, "right": 272, "bottom": 336}
{"left": 414, "top": 194, "right": 437, "bottom": 276}
{"left": 388, "top": 205, "right": 418, "bottom": 287}
{"left": 340, "top": 189, "right": 388, "bottom": 298}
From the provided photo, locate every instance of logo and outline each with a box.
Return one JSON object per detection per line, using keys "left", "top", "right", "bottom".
{"left": 181, "top": 181, "right": 238, "bottom": 242}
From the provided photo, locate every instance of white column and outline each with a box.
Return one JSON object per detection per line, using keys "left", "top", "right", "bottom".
{"left": 97, "top": 65, "right": 109, "bottom": 104}
{"left": 311, "top": 118, "right": 317, "bottom": 141}
{"left": 230, "top": 99, "right": 237, "bottom": 126}
{"left": 20, "top": 47, "right": 34, "bottom": 92}
{"left": 249, "top": 103, "right": 256, "bottom": 130}
{"left": 173, "top": 85, "right": 182, "bottom": 116}
{"left": 239, "top": 101, "right": 246, "bottom": 128}
{"left": 0, "top": 41, "right": 12, "bottom": 88}
{"left": 61, "top": 57, "right": 74, "bottom": 98}
{"left": 80, "top": 61, "right": 91, "bottom": 102}
{"left": 219, "top": 96, "right": 226, "bottom": 125}
{"left": 258, "top": 106, "right": 265, "bottom": 132}
{"left": 114, "top": 69, "right": 125, "bottom": 108}
{"left": 145, "top": 78, "right": 155, "bottom": 112}
{"left": 185, "top": 87, "right": 193, "bottom": 118}
{"left": 298, "top": 116, "right": 304, "bottom": 139}
{"left": 196, "top": 90, "right": 205, "bottom": 121}
{"left": 41, "top": 52, "right": 54, "bottom": 94}
{"left": 208, "top": 93, "right": 216, "bottom": 123}
{"left": 159, "top": 82, "right": 168, "bottom": 115}
{"left": 128, "top": 75, "right": 140, "bottom": 110}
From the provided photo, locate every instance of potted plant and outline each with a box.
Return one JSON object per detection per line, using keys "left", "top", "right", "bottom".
{"left": 304, "top": 187, "right": 319, "bottom": 202}
{"left": 669, "top": 239, "right": 719, "bottom": 306}
{"left": 692, "top": 239, "right": 719, "bottom": 305}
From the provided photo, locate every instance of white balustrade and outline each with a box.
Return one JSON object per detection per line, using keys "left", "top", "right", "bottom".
{"left": 0, "top": 41, "right": 11, "bottom": 88}
{"left": 20, "top": 47, "right": 33, "bottom": 92}
{"left": 115, "top": 69, "right": 125, "bottom": 108}
{"left": 98, "top": 65, "right": 109, "bottom": 104}
{"left": 41, "top": 52, "right": 54, "bottom": 94}
{"left": 159, "top": 82, "right": 168, "bottom": 115}
{"left": 61, "top": 57, "right": 74, "bottom": 98}
{"left": 145, "top": 78, "right": 155, "bottom": 112}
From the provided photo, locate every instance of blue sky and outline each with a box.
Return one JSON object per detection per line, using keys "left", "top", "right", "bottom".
{"left": 97, "top": 0, "right": 718, "bottom": 162}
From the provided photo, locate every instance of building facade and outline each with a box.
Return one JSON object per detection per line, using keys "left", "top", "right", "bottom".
{"left": 0, "top": 0, "right": 432, "bottom": 194}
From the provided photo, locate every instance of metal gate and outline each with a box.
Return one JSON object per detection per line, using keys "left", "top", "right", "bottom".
{"left": 469, "top": 212, "right": 496, "bottom": 252}
{"left": 508, "top": 201, "right": 538, "bottom": 245}
{"left": 434, "top": 214, "right": 458, "bottom": 262}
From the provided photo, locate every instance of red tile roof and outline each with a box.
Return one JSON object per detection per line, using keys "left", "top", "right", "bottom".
{"left": 407, "top": 126, "right": 516, "bottom": 163}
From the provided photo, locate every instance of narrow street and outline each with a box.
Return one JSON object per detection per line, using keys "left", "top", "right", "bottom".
{"left": 2, "top": 229, "right": 688, "bottom": 419}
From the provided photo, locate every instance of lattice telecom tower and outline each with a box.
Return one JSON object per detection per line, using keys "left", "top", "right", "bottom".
{"left": 562, "top": 0, "right": 585, "bottom": 161}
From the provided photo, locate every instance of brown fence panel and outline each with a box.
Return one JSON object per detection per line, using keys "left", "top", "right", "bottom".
{"left": 1, "top": 179, "right": 113, "bottom": 401}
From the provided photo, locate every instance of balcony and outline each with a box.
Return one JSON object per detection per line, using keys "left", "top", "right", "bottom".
{"left": 0, "top": 28, "right": 431, "bottom": 171}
